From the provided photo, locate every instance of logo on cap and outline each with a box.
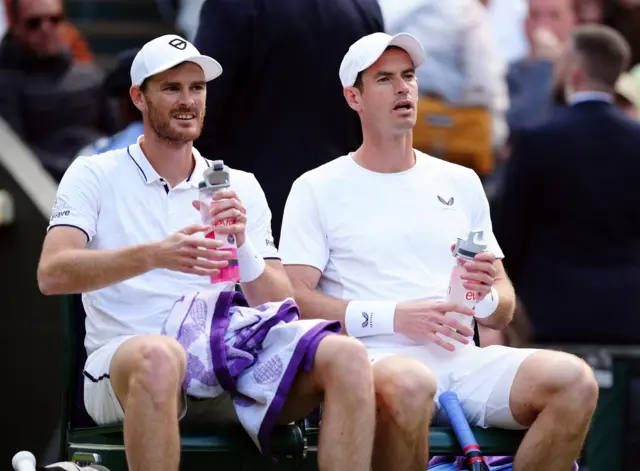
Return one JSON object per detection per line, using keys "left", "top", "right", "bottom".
{"left": 168, "top": 38, "right": 187, "bottom": 50}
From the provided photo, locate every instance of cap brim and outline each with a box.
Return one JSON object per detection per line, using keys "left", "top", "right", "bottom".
{"left": 137, "top": 54, "right": 223, "bottom": 86}
{"left": 388, "top": 33, "right": 426, "bottom": 69}
{"left": 185, "top": 55, "right": 223, "bottom": 82}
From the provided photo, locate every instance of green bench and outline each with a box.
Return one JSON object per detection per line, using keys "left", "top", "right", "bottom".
{"left": 60, "top": 294, "right": 524, "bottom": 470}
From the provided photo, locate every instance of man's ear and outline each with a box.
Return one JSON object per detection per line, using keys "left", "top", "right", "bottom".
{"left": 130, "top": 85, "right": 146, "bottom": 113}
{"left": 344, "top": 86, "right": 363, "bottom": 112}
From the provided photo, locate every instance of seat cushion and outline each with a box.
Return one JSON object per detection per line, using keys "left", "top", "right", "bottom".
{"left": 68, "top": 423, "right": 305, "bottom": 457}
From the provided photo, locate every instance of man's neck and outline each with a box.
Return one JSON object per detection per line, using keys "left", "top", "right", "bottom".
{"left": 139, "top": 133, "right": 194, "bottom": 187}
{"left": 355, "top": 129, "right": 415, "bottom": 173}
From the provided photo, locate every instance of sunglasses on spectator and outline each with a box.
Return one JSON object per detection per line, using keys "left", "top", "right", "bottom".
{"left": 24, "top": 14, "right": 64, "bottom": 30}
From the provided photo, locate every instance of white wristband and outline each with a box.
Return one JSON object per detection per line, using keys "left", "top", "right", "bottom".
{"left": 237, "top": 239, "right": 266, "bottom": 283}
{"left": 474, "top": 287, "right": 499, "bottom": 319}
{"left": 345, "top": 301, "right": 397, "bottom": 338}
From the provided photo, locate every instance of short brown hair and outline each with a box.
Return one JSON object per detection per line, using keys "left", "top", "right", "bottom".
{"left": 571, "top": 24, "right": 631, "bottom": 89}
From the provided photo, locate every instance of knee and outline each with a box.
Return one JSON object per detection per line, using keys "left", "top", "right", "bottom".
{"left": 128, "top": 336, "right": 187, "bottom": 402}
{"left": 562, "top": 354, "right": 599, "bottom": 411}
{"left": 536, "top": 352, "right": 599, "bottom": 412}
{"left": 314, "top": 335, "right": 373, "bottom": 390}
{"left": 374, "top": 356, "right": 437, "bottom": 420}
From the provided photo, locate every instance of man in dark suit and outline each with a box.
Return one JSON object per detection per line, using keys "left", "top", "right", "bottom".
{"left": 494, "top": 24, "right": 640, "bottom": 344}
{"left": 193, "top": 0, "right": 384, "bottom": 244}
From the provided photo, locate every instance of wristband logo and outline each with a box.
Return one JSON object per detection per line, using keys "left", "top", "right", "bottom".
{"left": 361, "top": 312, "right": 371, "bottom": 329}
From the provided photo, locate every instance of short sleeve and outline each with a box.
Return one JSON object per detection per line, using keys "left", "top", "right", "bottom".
{"left": 241, "top": 173, "right": 279, "bottom": 259}
{"left": 464, "top": 168, "right": 504, "bottom": 258}
{"left": 279, "top": 177, "right": 330, "bottom": 272}
{"left": 47, "top": 156, "right": 101, "bottom": 241}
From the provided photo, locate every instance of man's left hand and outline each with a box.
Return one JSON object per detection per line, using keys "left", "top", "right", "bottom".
{"left": 192, "top": 189, "right": 247, "bottom": 247}
{"left": 460, "top": 251, "right": 497, "bottom": 299}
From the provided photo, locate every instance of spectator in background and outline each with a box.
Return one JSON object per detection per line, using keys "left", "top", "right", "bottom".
{"left": 605, "top": 0, "right": 640, "bottom": 68}
{"left": 4, "top": 0, "right": 93, "bottom": 63}
{"left": 76, "top": 49, "right": 143, "bottom": 157}
{"left": 378, "top": 0, "right": 509, "bottom": 153}
{"left": 507, "top": 0, "right": 575, "bottom": 132}
{"left": 484, "top": 0, "right": 529, "bottom": 65}
{"left": 575, "top": 0, "right": 605, "bottom": 24}
{"left": 0, "top": 0, "right": 116, "bottom": 181}
{"left": 155, "top": 0, "right": 205, "bottom": 42}
{"left": 193, "top": 0, "right": 384, "bottom": 244}
{"left": 494, "top": 25, "right": 640, "bottom": 345}
{"left": 614, "top": 69, "right": 640, "bottom": 118}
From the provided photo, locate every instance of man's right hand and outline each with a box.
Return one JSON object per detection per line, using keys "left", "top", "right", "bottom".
{"left": 149, "top": 224, "right": 230, "bottom": 275}
{"left": 394, "top": 300, "right": 476, "bottom": 351}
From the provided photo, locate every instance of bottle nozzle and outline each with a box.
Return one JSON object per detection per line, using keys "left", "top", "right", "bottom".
{"left": 454, "top": 229, "right": 488, "bottom": 258}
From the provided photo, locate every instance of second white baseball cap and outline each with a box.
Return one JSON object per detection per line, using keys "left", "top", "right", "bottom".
{"left": 130, "top": 34, "right": 223, "bottom": 87}
{"left": 339, "top": 32, "right": 426, "bottom": 88}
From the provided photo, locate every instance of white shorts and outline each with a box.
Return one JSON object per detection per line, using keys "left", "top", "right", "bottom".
{"left": 83, "top": 335, "right": 239, "bottom": 426}
{"left": 369, "top": 344, "right": 540, "bottom": 430}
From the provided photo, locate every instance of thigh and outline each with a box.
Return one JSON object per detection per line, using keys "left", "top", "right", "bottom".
{"left": 83, "top": 335, "right": 138, "bottom": 425}
{"left": 444, "top": 345, "right": 539, "bottom": 429}
{"left": 108, "top": 334, "right": 187, "bottom": 412}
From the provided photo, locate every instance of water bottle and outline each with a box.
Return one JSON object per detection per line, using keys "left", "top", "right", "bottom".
{"left": 198, "top": 160, "right": 240, "bottom": 284}
{"left": 438, "top": 230, "right": 488, "bottom": 350}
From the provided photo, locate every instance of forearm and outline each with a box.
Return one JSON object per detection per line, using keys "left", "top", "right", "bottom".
{"left": 477, "top": 276, "right": 516, "bottom": 329}
{"left": 240, "top": 262, "right": 294, "bottom": 307}
{"left": 38, "top": 243, "right": 154, "bottom": 295}
{"left": 292, "top": 285, "right": 349, "bottom": 331}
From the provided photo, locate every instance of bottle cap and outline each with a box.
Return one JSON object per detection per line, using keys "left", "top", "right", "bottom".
{"left": 199, "top": 160, "right": 231, "bottom": 190}
{"left": 454, "top": 230, "right": 488, "bottom": 259}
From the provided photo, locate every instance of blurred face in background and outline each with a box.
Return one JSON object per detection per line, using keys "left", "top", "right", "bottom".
{"left": 574, "top": 0, "right": 605, "bottom": 24}
{"left": 526, "top": 0, "right": 576, "bottom": 44}
{"left": 133, "top": 62, "right": 207, "bottom": 144}
{"left": 13, "top": 0, "right": 65, "bottom": 57}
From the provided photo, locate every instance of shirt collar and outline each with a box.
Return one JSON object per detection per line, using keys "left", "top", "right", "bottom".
{"left": 127, "top": 135, "right": 211, "bottom": 188}
{"left": 568, "top": 91, "right": 614, "bottom": 106}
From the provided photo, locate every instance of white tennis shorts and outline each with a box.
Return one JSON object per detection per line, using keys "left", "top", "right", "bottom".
{"left": 369, "top": 344, "right": 540, "bottom": 430}
{"left": 83, "top": 335, "right": 239, "bottom": 426}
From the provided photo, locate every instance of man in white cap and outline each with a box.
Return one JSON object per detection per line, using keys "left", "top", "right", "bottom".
{"left": 280, "top": 32, "right": 599, "bottom": 470}
{"left": 37, "top": 35, "right": 377, "bottom": 471}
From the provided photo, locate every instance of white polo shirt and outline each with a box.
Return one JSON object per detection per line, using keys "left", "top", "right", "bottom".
{"left": 279, "top": 150, "right": 503, "bottom": 350}
{"left": 49, "top": 137, "right": 278, "bottom": 354}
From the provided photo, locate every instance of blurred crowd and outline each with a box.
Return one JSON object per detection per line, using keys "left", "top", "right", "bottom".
{"left": 2, "top": 0, "right": 640, "bottom": 348}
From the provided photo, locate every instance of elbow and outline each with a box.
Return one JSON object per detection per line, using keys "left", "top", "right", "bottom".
{"left": 37, "top": 263, "right": 62, "bottom": 296}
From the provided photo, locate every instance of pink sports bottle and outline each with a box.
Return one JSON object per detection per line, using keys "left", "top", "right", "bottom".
{"left": 437, "top": 230, "right": 488, "bottom": 350}
{"left": 198, "top": 160, "right": 240, "bottom": 284}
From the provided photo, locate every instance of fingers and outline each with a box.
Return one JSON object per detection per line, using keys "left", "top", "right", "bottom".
{"left": 182, "top": 235, "right": 224, "bottom": 250}
{"left": 179, "top": 256, "right": 229, "bottom": 271}
{"left": 191, "top": 200, "right": 201, "bottom": 211}
{"left": 182, "top": 247, "right": 233, "bottom": 260}
{"left": 437, "top": 316, "right": 475, "bottom": 337}
{"left": 211, "top": 189, "right": 241, "bottom": 203}
{"left": 461, "top": 270, "right": 494, "bottom": 286}
{"left": 432, "top": 324, "right": 471, "bottom": 347}
{"left": 212, "top": 207, "right": 245, "bottom": 224}
{"left": 427, "top": 330, "right": 455, "bottom": 352}
{"left": 179, "top": 224, "right": 210, "bottom": 236}
{"left": 212, "top": 222, "right": 246, "bottom": 235}
{"left": 433, "top": 301, "right": 475, "bottom": 317}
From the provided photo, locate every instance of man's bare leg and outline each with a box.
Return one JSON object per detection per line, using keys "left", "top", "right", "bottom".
{"left": 510, "top": 351, "right": 599, "bottom": 471}
{"left": 110, "top": 335, "right": 187, "bottom": 471}
{"left": 277, "top": 335, "right": 376, "bottom": 471}
{"left": 371, "top": 356, "right": 436, "bottom": 471}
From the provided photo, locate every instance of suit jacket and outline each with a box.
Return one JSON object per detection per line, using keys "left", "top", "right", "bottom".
{"left": 193, "top": 0, "right": 383, "bottom": 243}
{"left": 494, "top": 100, "right": 640, "bottom": 344}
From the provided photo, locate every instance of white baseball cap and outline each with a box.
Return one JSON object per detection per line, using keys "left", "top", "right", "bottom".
{"left": 339, "top": 32, "right": 426, "bottom": 88}
{"left": 130, "top": 34, "right": 223, "bottom": 87}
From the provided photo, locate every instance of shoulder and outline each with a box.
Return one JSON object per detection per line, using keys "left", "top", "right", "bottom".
{"left": 293, "top": 155, "right": 354, "bottom": 188}
{"left": 65, "top": 147, "right": 129, "bottom": 181}
{"left": 415, "top": 150, "right": 478, "bottom": 181}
